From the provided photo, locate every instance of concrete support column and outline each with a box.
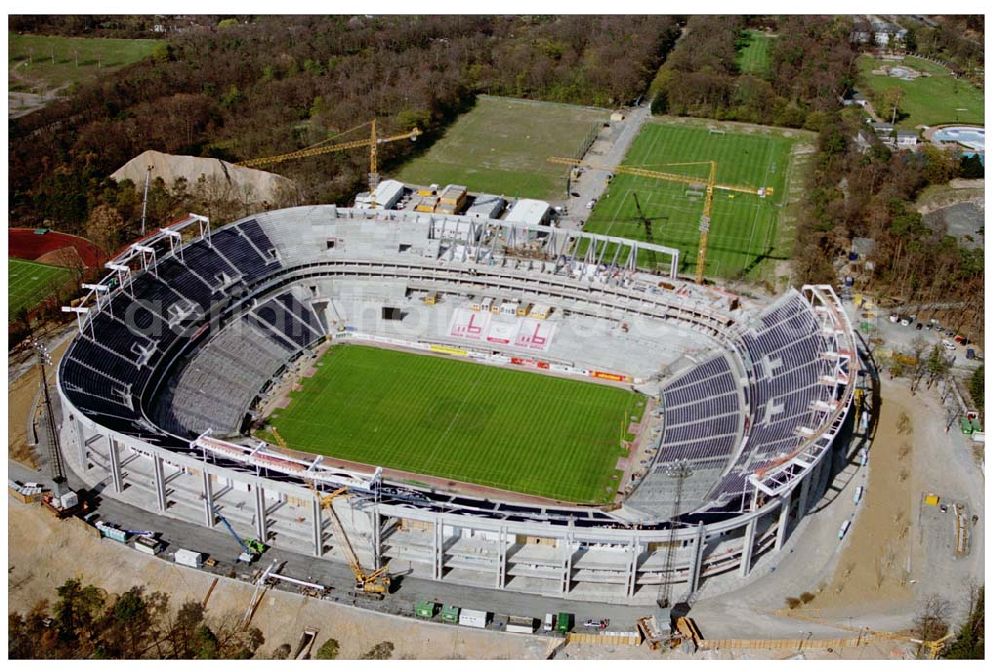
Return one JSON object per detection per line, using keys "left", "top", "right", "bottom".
{"left": 108, "top": 437, "right": 123, "bottom": 493}
{"left": 797, "top": 470, "right": 813, "bottom": 520}
{"left": 371, "top": 505, "right": 382, "bottom": 569}
{"left": 562, "top": 535, "right": 574, "bottom": 594}
{"left": 312, "top": 498, "right": 324, "bottom": 557}
{"left": 687, "top": 521, "right": 706, "bottom": 595}
{"left": 433, "top": 519, "right": 444, "bottom": 580}
{"left": 152, "top": 456, "right": 167, "bottom": 512}
{"left": 74, "top": 418, "right": 87, "bottom": 467}
{"left": 775, "top": 495, "right": 792, "bottom": 552}
{"left": 202, "top": 471, "right": 215, "bottom": 527}
{"left": 739, "top": 516, "right": 758, "bottom": 577}
{"left": 253, "top": 484, "right": 267, "bottom": 542}
{"left": 497, "top": 526, "right": 508, "bottom": 589}
{"left": 627, "top": 537, "right": 639, "bottom": 597}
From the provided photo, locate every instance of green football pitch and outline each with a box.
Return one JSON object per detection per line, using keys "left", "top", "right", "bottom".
{"left": 266, "top": 345, "right": 645, "bottom": 503}
{"left": 394, "top": 95, "right": 608, "bottom": 200}
{"left": 8, "top": 258, "right": 74, "bottom": 318}
{"left": 737, "top": 30, "right": 775, "bottom": 76}
{"left": 584, "top": 120, "right": 796, "bottom": 278}
{"left": 857, "top": 55, "right": 984, "bottom": 130}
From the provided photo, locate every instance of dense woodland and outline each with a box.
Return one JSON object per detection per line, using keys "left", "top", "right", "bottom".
{"left": 8, "top": 578, "right": 265, "bottom": 659}
{"left": 9, "top": 15, "right": 681, "bottom": 242}
{"left": 649, "top": 16, "right": 856, "bottom": 128}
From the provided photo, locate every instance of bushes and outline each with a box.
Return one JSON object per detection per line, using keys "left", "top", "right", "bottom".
{"left": 315, "top": 638, "right": 340, "bottom": 660}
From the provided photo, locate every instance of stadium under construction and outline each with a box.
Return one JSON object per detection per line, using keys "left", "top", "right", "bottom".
{"left": 56, "top": 193, "right": 859, "bottom": 605}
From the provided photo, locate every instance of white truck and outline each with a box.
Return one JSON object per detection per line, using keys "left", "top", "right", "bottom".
{"left": 838, "top": 520, "right": 851, "bottom": 540}
{"left": 853, "top": 486, "right": 864, "bottom": 505}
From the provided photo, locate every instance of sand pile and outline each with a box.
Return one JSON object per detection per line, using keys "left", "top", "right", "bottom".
{"left": 112, "top": 150, "right": 297, "bottom": 205}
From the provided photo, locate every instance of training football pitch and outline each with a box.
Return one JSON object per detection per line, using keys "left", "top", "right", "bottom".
{"left": 737, "top": 29, "right": 775, "bottom": 76}
{"left": 8, "top": 258, "right": 74, "bottom": 318}
{"left": 857, "top": 55, "right": 984, "bottom": 130}
{"left": 266, "top": 345, "right": 644, "bottom": 503}
{"left": 585, "top": 119, "right": 798, "bottom": 278}
{"left": 394, "top": 95, "right": 608, "bottom": 200}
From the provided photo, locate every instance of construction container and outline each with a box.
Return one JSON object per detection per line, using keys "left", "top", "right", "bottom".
{"left": 423, "top": 291, "right": 439, "bottom": 306}
{"left": 924, "top": 493, "right": 940, "bottom": 506}
{"left": 174, "top": 548, "right": 203, "bottom": 568}
{"left": 96, "top": 521, "right": 129, "bottom": 543}
{"left": 134, "top": 535, "right": 161, "bottom": 556}
{"left": 439, "top": 184, "right": 468, "bottom": 209}
{"left": 441, "top": 604, "right": 460, "bottom": 623}
{"left": 506, "top": 615, "right": 536, "bottom": 634}
{"left": 500, "top": 301, "right": 518, "bottom": 316}
{"left": 459, "top": 608, "right": 488, "bottom": 629}
{"left": 415, "top": 196, "right": 439, "bottom": 213}
{"left": 60, "top": 491, "right": 79, "bottom": 510}
{"left": 516, "top": 301, "right": 533, "bottom": 317}
{"left": 479, "top": 297, "right": 494, "bottom": 313}
{"left": 415, "top": 600, "right": 437, "bottom": 619}
{"left": 416, "top": 185, "right": 438, "bottom": 197}
{"left": 529, "top": 304, "right": 553, "bottom": 320}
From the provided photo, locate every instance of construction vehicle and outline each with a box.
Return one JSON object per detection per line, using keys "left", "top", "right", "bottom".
{"left": 237, "top": 119, "right": 422, "bottom": 208}
{"left": 214, "top": 506, "right": 266, "bottom": 563}
{"left": 548, "top": 156, "right": 772, "bottom": 284}
{"left": 637, "top": 613, "right": 701, "bottom": 652}
{"left": 317, "top": 487, "right": 391, "bottom": 597}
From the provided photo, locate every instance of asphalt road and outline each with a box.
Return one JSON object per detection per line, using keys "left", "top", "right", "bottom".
{"left": 555, "top": 103, "right": 651, "bottom": 232}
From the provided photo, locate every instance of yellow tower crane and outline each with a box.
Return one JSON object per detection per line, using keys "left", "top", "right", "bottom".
{"left": 548, "top": 157, "right": 772, "bottom": 284}
{"left": 237, "top": 119, "right": 421, "bottom": 208}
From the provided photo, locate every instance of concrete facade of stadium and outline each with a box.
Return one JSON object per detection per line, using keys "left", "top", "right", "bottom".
{"left": 56, "top": 206, "right": 858, "bottom": 604}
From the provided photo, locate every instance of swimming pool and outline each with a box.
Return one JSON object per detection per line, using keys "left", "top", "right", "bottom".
{"left": 933, "top": 126, "right": 985, "bottom": 152}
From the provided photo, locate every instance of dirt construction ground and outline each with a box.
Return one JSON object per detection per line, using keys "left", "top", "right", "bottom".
{"left": 805, "top": 393, "right": 915, "bottom": 614}
{"left": 7, "top": 496, "right": 558, "bottom": 660}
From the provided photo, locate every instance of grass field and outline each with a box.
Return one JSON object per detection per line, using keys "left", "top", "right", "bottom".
{"left": 394, "top": 95, "right": 608, "bottom": 200}
{"left": 584, "top": 119, "right": 797, "bottom": 278}
{"left": 857, "top": 55, "right": 984, "bottom": 130}
{"left": 8, "top": 258, "right": 74, "bottom": 318}
{"left": 266, "top": 345, "right": 644, "bottom": 503}
{"left": 9, "top": 32, "right": 158, "bottom": 93}
{"left": 737, "top": 30, "right": 774, "bottom": 76}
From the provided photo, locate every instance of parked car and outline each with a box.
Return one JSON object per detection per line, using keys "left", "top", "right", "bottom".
{"left": 888, "top": 314, "right": 899, "bottom": 323}
{"left": 570, "top": 192, "right": 581, "bottom": 198}
{"left": 915, "top": 323, "right": 923, "bottom": 330}
{"left": 943, "top": 340, "right": 956, "bottom": 351}
{"left": 966, "top": 348, "right": 977, "bottom": 360}
{"left": 586, "top": 199, "right": 596, "bottom": 210}
{"left": 900, "top": 318, "right": 911, "bottom": 326}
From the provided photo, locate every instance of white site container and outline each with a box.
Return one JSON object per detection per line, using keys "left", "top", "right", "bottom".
{"left": 458, "top": 608, "right": 488, "bottom": 629}
{"left": 174, "top": 548, "right": 203, "bottom": 568}
{"left": 59, "top": 491, "right": 79, "bottom": 510}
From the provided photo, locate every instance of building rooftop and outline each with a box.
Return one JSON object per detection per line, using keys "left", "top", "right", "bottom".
{"left": 505, "top": 198, "right": 551, "bottom": 226}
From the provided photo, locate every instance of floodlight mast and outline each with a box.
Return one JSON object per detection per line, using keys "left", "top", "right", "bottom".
{"left": 33, "top": 337, "right": 66, "bottom": 492}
